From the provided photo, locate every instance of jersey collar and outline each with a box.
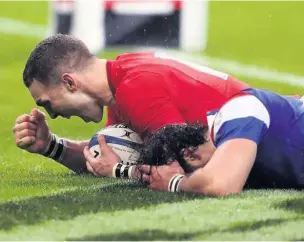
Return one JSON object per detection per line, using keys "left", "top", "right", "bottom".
{"left": 206, "top": 109, "right": 218, "bottom": 143}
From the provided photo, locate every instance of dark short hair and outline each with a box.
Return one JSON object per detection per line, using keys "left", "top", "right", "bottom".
{"left": 23, "top": 34, "right": 93, "bottom": 87}
{"left": 139, "top": 123, "right": 209, "bottom": 172}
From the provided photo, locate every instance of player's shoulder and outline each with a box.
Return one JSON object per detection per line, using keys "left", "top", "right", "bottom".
{"left": 221, "top": 93, "right": 266, "bottom": 112}
{"left": 211, "top": 93, "right": 270, "bottom": 130}
{"left": 116, "top": 52, "right": 155, "bottom": 61}
{"left": 115, "top": 52, "right": 165, "bottom": 78}
{"left": 120, "top": 70, "right": 165, "bottom": 90}
{"left": 115, "top": 68, "right": 166, "bottom": 104}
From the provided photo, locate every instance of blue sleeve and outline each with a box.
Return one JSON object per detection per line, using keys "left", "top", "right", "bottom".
{"left": 214, "top": 117, "right": 269, "bottom": 147}
{"left": 212, "top": 95, "right": 270, "bottom": 147}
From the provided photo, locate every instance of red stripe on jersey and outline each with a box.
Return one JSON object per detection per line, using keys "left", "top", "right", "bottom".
{"left": 104, "top": 1, "right": 181, "bottom": 11}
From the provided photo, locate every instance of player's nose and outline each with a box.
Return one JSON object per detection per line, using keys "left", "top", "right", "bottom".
{"left": 49, "top": 112, "right": 59, "bottom": 119}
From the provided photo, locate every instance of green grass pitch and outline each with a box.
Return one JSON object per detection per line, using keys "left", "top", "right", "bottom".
{"left": 0, "top": 1, "right": 303, "bottom": 240}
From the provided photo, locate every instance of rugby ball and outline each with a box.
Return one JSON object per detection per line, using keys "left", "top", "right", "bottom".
{"left": 88, "top": 124, "right": 143, "bottom": 165}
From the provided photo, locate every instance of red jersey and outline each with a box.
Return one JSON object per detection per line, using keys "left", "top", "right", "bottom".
{"left": 105, "top": 52, "right": 250, "bottom": 137}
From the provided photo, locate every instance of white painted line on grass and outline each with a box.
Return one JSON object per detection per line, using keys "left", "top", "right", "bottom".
{"left": 0, "top": 17, "right": 45, "bottom": 38}
{"left": 137, "top": 47, "right": 304, "bottom": 88}
{"left": 1, "top": 17, "right": 304, "bottom": 87}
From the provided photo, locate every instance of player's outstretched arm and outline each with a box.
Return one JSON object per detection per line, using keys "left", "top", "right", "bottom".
{"left": 139, "top": 139, "right": 257, "bottom": 196}
{"left": 13, "top": 108, "right": 88, "bottom": 174}
{"left": 140, "top": 95, "right": 269, "bottom": 195}
{"left": 177, "top": 139, "right": 257, "bottom": 196}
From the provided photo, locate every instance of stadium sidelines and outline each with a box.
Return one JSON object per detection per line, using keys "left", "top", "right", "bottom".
{"left": 1, "top": 17, "right": 304, "bottom": 87}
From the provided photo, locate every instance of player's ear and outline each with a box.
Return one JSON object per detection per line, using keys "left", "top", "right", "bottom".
{"left": 61, "top": 73, "right": 77, "bottom": 92}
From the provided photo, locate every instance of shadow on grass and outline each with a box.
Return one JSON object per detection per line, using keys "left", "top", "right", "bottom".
{"left": 273, "top": 197, "right": 304, "bottom": 214}
{"left": 222, "top": 218, "right": 287, "bottom": 233}
{"left": 69, "top": 229, "right": 200, "bottom": 241}
{"left": 0, "top": 181, "right": 204, "bottom": 231}
{"left": 68, "top": 218, "right": 296, "bottom": 241}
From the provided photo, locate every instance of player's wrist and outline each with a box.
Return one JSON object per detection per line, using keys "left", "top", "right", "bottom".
{"left": 40, "top": 132, "right": 53, "bottom": 155}
{"left": 42, "top": 133, "right": 67, "bottom": 163}
{"left": 130, "top": 165, "right": 141, "bottom": 180}
{"left": 168, "top": 174, "right": 185, "bottom": 192}
{"left": 112, "top": 163, "right": 135, "bottom": 179}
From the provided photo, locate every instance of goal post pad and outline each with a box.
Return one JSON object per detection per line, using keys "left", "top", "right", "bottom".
{"left": 48, "top": 0, "right": 209, "bottom": 53}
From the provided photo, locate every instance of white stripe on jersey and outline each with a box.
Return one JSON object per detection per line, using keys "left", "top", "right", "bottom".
{"left": 213, "top": 95, "right": 270, "bottom": 138}
{"left": 207, "top": 113, "right": 216, "bottom": 129}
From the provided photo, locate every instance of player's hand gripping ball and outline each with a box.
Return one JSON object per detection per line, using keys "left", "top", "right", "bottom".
{"left": 88, "top": 124, "right": 143, "bottom": 165}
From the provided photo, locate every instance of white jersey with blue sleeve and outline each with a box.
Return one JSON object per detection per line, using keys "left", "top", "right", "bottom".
{"left": 207, "top": 88, "right": 304, "bottom": 189}
{"left": 210, "top": 95, "right": 270, "bottom": 147}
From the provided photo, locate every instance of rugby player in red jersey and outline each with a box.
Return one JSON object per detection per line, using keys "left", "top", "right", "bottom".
{"left": 13, "top": 34, "right": 250, "bottom": 177}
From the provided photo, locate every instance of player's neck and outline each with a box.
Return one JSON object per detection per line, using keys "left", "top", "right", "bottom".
{"left": 84, "top": 58, "right": 115, "bottom": 106}
{"left": 205, "top": 130, "right": 216, "bottom": 158}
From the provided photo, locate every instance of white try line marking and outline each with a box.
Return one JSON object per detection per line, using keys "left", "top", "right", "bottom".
{"left": 0, "top": 17, "right": 45, "bottom": 38}
{"left": 137, "top": 47, "right": 304, "bottom": 88}
{"left": 1, "top": 17, "right": 304, "bottom": 87}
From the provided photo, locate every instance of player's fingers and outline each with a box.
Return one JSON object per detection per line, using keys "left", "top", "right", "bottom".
{"left": 83, "top": 146, "right": 95, "bottom": 163}
{"left": 31, "top": 108, "right": 46, "bottom": 121}
{"left": 13, "top": 122, "right": 37, "bottom": 133}
{"left": 98, "top": 135, "right": 111, "bottom": 152}
{"left": 31, "top": 108, "right": 40, "bottom": 119}
{"left": 15, "top": 114, "right": 31, "bottom": 124}
{"left": 16, "top": 129, "right": 36, "bottom": 140}
{"left": 16, "top": 136, "right": 36, "bottom": 149}
{"left": 142, "top": 174, "right": 151, "bottom": 183}
{"left": 86, "top": 161, "right": 96, "bottom": 174}
{"left": 138, "top": 165, "right": 152, "bottom": 175}
{"left": 170, "top": 160, "right": 181, "bottom": 168}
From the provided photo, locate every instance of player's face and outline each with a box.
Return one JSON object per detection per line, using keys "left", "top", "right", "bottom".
{"left": 29, "top": 80, "right": 104, "bottom": 123}
{"left": 183, "top": 141, "right": 216, "bottom": 171}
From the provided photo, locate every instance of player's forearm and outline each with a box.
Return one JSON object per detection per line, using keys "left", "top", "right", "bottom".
{"left": 177, "top": 142, "right": 256, "bottom": 196}
{"left": 58, "top": 139, "right": 89, "bottom": 174}
{"left": 178, "top": 174, "right": 209, "bottom": 194}
{"left": 177, "top": 169, "right": 236, "bottom": 197}
{"left": 41, "top": 134, "right": 89, "bottom": 174}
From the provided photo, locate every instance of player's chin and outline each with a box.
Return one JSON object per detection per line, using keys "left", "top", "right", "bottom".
{"left": 94, "top": 107, "right": 104, "bottom": 123}
{"left": 92, "top": 118, "right": 101, "bottom": 123}
{"left": 84, "top": 109, "right": 103, "bottom": 123}
{"left": 91, "top": 114, "right": 103, "bottom": 123}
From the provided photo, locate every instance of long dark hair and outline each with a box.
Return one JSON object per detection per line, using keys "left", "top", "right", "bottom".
{"left": 139, "top": 123, "right": 209, "bottom": 172}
